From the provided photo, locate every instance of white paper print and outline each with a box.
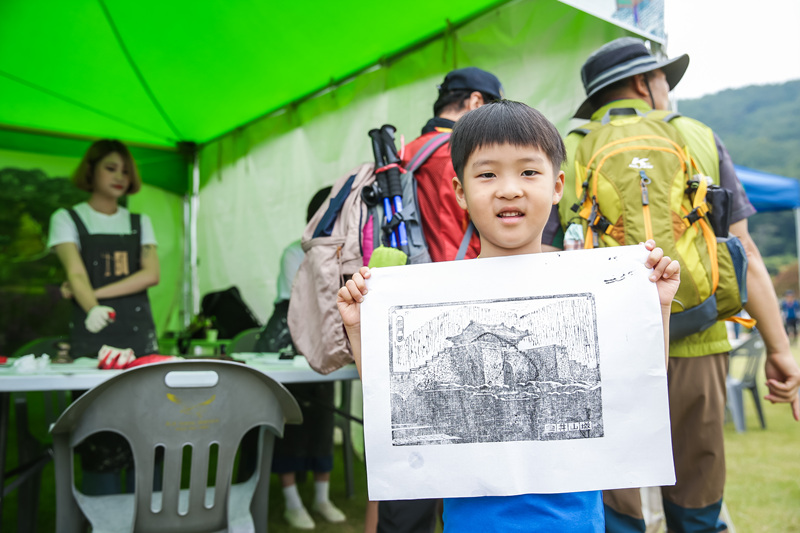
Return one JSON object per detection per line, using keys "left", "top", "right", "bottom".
{"left": 360, "top": 245, "right": 675, "bottom": 500}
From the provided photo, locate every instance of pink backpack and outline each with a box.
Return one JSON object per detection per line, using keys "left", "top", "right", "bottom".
{"left": 288, "top": 163, "right": 375, "bottom": 374}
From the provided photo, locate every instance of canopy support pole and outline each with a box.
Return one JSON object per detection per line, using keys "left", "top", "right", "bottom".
{"left": 794, "top": 208, "right": 800, "bottom": 293}
{"left": 189, "top": 149, "right": 200, "bottom": 318}
{"left": 180, "top": 142, "right": 200, "bottom": 327}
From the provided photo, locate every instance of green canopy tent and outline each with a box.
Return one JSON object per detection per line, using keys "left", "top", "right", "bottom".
{"left": 0, "top": 0, "right": 663, "bottom": 338}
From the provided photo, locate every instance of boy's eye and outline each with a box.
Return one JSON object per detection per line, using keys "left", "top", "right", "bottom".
{"left": 522, "top": 169, "right": 539, "bottom": 177}
{"left": 478, "top": 172, "right": 495, "bottom": 179}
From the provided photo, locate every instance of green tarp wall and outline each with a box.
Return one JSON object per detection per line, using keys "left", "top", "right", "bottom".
{"left": 1, "top": 0, "right": 654, "bottom": 333}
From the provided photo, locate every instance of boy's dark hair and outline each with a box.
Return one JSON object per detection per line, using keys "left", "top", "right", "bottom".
{"left": 433, "top": 89, "right": 499, "bottom": 117}
{"left": 450, "top": 100, "right": 566, "bottom": 180}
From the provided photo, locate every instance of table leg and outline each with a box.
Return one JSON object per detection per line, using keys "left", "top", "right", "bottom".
{"left": 0, "top": 391, "right": 10, "bottom": 532}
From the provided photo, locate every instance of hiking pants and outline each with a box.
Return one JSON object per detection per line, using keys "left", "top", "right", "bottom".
{"left": 604, "top": 353, "right": 729, "bottom": 533}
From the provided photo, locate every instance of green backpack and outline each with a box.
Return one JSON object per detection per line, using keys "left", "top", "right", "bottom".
{"left": 559, "top": 107, "right": 750, "bottom": 340}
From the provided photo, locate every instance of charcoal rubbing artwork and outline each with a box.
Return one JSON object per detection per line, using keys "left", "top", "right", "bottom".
{"left": 388, "top": 294, "right": 602, "bottom": 446}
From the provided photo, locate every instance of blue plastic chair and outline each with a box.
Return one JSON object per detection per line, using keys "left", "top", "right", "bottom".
{"left": 726, "top": 331, "right": 767, "bottom": 433}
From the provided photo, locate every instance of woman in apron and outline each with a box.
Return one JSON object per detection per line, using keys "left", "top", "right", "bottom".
{"left": 48, "top": 139, "right": 160, "bottom": 493}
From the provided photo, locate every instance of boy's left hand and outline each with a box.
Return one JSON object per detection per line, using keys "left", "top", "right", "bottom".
{"left": 643, "top": 240, "right": 680, "bottom": 308}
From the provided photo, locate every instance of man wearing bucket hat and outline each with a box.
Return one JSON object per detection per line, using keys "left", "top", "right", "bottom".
{"left": 402, "top": 66, "right": 504, "bottom": 264}
{"left": 543, "top": 37, "right": 800, "bottom": 533}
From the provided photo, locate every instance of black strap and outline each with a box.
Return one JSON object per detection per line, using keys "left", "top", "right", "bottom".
{"left": 130, "top": 213, "right": 141, "bottom": 236}
{"left": 67, "top": 208, "right": 90, "bottom": 237}
{"left": 313, "top": 173, "right": 357, "bottom": 238}
{"left": 601, "top": 107, "right": 645, "bottom": 125}
{"left": 406, "top": 132, "right": 451, "bottom": 172}
{"left": 455, "top": 222, "right": 476, "bottom": 261}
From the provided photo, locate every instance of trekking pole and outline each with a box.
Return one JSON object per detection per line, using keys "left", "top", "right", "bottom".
{"left": 368, "top": 128, "right": 397, "bottom": 248}
{"left": 379, "top": 124, "right": 410, "bottom": 256}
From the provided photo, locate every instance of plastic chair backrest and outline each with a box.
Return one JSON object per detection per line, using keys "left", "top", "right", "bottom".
{"left": 228, "top": 328, "right": 261, "bottom": 354}
{"left": 51, "top": 360, "right": 302, "bottom": 532}
{"left": 730, "top": 331, "right": 764, "bottom": 386}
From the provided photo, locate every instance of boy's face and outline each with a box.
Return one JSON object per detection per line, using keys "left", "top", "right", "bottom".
{"left": 453, "top": 142, "right": 564, "bottom": 258}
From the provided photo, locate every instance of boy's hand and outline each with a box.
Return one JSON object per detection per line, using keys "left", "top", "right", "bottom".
{"left": 643, "top": 240, "right": 680, "bottom": 308}
{"left": 337, "top": 267, "right": 371, "bottom": 330}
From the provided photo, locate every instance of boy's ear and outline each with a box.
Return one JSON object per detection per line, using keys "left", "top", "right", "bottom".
{"left": 453, "top": 176, "right": 468, "bottom": 210}
{"left": 552, "top": 170, "right": 565, "bottom": 205}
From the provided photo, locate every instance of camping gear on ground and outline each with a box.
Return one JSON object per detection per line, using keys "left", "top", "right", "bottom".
{"left": 562, "top": 108, "right": 750, "bottom": 340}
{"left": 288, "top": 125, "right": 471, "bottom": 374}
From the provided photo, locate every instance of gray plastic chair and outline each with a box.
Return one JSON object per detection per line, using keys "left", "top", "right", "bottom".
{"left": 228, "top": 328, "right": 262, "bottom": 354}
{"left": 726, "top": 331, "right": 767, "bottom": 433}
{"left": 50, "top": 360, "right": 302, "bottom": 533}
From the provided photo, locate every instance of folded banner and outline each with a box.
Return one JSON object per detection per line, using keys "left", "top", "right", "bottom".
{"left": 360, "top": 244, "right": 674, "bottom": 500}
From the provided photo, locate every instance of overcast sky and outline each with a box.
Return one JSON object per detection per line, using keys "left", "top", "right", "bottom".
{"left": 664, "top": 0, "right": 800, "bottom": 100}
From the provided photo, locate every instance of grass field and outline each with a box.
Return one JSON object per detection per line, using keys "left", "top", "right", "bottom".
{"left": 2, "top": 346, "right": 799, "bottom": 532}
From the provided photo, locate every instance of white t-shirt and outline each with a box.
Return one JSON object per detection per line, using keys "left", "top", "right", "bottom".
{"left": 275, "top": 240, "right": 305, "bottom": 302}
{"left": 47, "top": 202, "right": 157, "bottom": 251}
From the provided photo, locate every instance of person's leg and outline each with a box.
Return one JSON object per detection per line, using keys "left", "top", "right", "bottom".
{"left": 661, "top": 354, "right": 729, "bottom": 533}
{"left": 377, "top": 500, "right": 438, "bottom": 533}
{"left": 312, "top": 470, "right": 346, "bottom": 522}
{"left": 81, "top": 470, "right": 122, "bottom": 495}
{"left": 364, "top": 501, "right": 379, "bottom": 533}
{"left": 299, "top": 382, "right": 345, "bottom": 523}
{"left": 280, "top": 471, "right": 315, "bottom": 529}
{"left": 602, "top": 488, "right": 646, "bottom": 532}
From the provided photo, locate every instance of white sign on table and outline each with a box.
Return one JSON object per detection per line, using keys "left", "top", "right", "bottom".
{"left": 360, "top": 245, "right": 674, "bottom": 500}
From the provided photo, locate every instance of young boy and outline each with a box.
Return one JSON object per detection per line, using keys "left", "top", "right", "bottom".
{"left": 338, "top": 100, "right": 680, "bottom": 531}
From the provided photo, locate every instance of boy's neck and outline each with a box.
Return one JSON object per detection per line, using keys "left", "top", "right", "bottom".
{"left": 478, "top": 243, "right": 543, "bottom": 259}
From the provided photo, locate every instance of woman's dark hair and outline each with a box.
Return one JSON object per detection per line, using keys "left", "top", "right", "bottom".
{"left": 72, "top": 139, "right": 142, "bottom": 194}
{"left": 433, "top": 89, "right": 498, "bottom": 117}
{"left": 450, "top": 100, "right": 566, "bottom": 180}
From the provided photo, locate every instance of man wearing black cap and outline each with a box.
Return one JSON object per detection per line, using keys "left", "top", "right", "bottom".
{"left": 543, "top": 37, "right": 800, "bottom": 533}
{"left": 401, "top": 66, "right": 504, "bottom": 263}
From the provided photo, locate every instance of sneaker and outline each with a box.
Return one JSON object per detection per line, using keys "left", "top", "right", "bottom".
{"left": 284, "top": 506, "right": 315, "bottom": 530}
{"left": 313, "top": 500, "right": 347, "bottom": 523}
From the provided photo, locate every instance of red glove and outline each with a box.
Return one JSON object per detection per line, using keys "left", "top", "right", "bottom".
{"left": 97, "top": 345, "right": 135, "bottom": 369}
{"left": 124, "top": 354, "right": 180, "bottom": 368}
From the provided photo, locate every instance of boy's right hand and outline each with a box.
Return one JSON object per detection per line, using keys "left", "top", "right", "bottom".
{"left": 337, "top": 266, "right": 370, "bottom": 330}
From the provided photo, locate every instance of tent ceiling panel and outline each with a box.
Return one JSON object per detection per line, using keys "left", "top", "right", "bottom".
{"left": 0, "top": 1, "right": 178, "bottom": 144}
{"left": 1, "top": 0, "right": 510, "bottom": 147}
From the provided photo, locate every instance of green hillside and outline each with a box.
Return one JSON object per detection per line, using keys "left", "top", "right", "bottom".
{"left": 678, "top": 80, "right": 800, "bottom": 276}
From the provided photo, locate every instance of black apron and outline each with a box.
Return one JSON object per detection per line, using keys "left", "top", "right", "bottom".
{"left": 68, "top": 209, "right": 158, "bottom": 358}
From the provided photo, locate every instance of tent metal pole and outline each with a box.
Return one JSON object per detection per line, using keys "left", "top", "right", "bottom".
{"left": 190, "top": 150, "right": 200, "bottom": 317}
{"left": 795, "top": 208, "right": 800, "bottom": 293}
{"left": 182, "top": 194, "right": 191, "bottom": 328}
{"left": 181, "top": 145, "right": 201, "bottom": 328}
